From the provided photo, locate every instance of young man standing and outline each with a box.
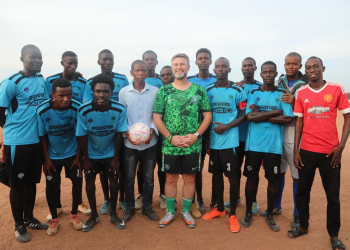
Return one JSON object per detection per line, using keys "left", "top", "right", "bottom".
{"left": 241, "top": 61, "right": 293, "bottom": 232}
{"left": 187, "top": 48, "right": 217, "bottom": 216}
{"left": 203, "top": 58, "right": 247, "bottom": 233}
{"left": 119, "top": 60, "right": 159, "bottom": 222}
{"left": 287, "top": 57, "right": 350, "bottom": 250}
{"left": 153, "top": 53, "right": 212, "bottom": 228}
{"left": 83, "top": 49, "right": 129, "bottom": 215}
{"left": 37, "top": 78, "right": 83, "bottom": 235}
{"left": 44, "top": 51, "right": 91, "bottom": 220}
{"left": 76, "top": 74, "right": 127, "bottom": 231}
{"left": 0, "top": 44, "right": 48, "bottom": 243}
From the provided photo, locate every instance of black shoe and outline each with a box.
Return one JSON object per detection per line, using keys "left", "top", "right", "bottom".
{"left": 109, "top": 214, "right": 126, "bottom": 229}
{"left": 24, "top": 218, "right": 49, "bottom": 230}
{"left": 141, "top": 206, "right": 159, "bottom": 221}
{"left": 82, "top": 215, "right": 100, "bottom": 232}
{"left": 121, "top": 208, "right": 136, "bottom": 222}
{"left": 14, "top": 222, "right": 31, "bottom": 243}
{"left": 291, "top": 214, "right": 300, "bottom": 228}
{"left": 241, "top": 213, "right": 252, "bottom": 228}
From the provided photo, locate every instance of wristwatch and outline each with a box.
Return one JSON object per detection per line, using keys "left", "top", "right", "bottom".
{"left": 194, "top": 132, "right": 201, "bottom": 139}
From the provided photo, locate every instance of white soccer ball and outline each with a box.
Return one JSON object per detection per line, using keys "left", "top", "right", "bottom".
{"left": 129, "top": 123, "right": 150, "bottom": 143}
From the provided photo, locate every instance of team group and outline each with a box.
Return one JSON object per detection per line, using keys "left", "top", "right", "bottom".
{"left": 0, "top": 45, "right": 349, "bottom": 250}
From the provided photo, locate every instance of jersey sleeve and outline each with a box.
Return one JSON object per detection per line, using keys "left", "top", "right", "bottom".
{"left": 281, "top": 101, "right": 294, "bottom": 117}
{"left": 117, "top": 108, "right": 127, "bottom": 132}
{"left": 36, "top": 112, "right": 47, "bottom": 136}
{"left": 199, "top": 87, "right": 211, "bottom": 112}
{"left": 44, "top": 79, "right": 52, "bottom": 99}
{"left": 293, "top": 90, "right": 304, "bottom": 117}
{"left": 152, "top": 87, "right": 165, "bottom": 114}
{"left": 336, "top": 85, "right": 350, "bottom": 114}
{"left": 245, "top": 91, "right": 256, "bottom": 114}
{"left": 76, "top": 111, "right": 88, "bottom": 136}
{"left": 83, "top": 82, "right": 93, "bottom": 103}
{"left": 0, "top": 79, "right": 17, "bottom": 108}
{"left": 237, "top": 88, "right": 247, "bottom": 110}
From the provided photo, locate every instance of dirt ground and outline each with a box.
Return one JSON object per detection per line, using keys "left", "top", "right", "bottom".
{"left": 0, "top": 113, "right": 349, "bottom": 250}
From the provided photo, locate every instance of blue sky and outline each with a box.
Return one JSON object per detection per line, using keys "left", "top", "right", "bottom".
{"left": 1, "top": 0, "right": 349, "bottom": 92}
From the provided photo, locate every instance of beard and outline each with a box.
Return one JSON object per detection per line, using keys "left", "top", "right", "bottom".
{"left": 174, "top": 72, "right": 187, "bottom": 80}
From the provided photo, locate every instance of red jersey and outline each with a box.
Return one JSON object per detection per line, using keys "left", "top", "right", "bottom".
{"left": 294, "top": 82, "right": 350, "bottom": 154}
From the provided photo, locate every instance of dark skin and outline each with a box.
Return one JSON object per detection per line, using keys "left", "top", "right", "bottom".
{"left": 41, "top": 87, "right": 82, "bottom": 176}
{"left": 205, "top": 58, "right": 246, "bottom": 155}
{"left": 291, "top": 58, "right": 350, "bottom": 247}
{"left": 98, "top": 52, "right": 114, "bottom": 78}
{"left": 125, "top": 62, "right": 155, "bottom": 145}
{"left": 160, "top": 68, "right": 174, "bottom": 85}
{"left": 195, "top": 52, "right": 212, "bottom": 79}
{"left": 143, "top": 53, "right": 158, "bottom": 78}
{"left": 234, "top": 59, "right": 257, "bottom": 87}
{"left": 61, "top": 56, "right": 78, "bottom": 81}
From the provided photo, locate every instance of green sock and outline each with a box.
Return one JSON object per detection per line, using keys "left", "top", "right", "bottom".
{"left": 166, "top": 197, "right": 176, "bottom": 215}
{"left": 182, "top": 197, "right": 193, "bottom": 212}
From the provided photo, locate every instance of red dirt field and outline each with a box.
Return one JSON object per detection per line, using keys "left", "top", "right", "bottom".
{"left": 0, "top": 112, "right": 349, "bottom": 250}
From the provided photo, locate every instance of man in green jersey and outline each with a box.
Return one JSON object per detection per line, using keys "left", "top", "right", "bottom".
{"left": 153, "top": 53, "right": 212, "bottom": 228}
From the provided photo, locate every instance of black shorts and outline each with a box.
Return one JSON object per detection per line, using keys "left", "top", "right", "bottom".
{"left": 5, "top": 143, "right": 43, "bottom": 187}
{"left": 162, "top": 152, "right": 201, "bottom": 175}
{"left": 209, "top": 147, "right": 239, "bottom": 178}
{"left": 238, "top": 141, "right": 246, "bottom": 168}
{"left": 85, "top": 157, "right": 118, "bottom": 180}
{"left": 46, "top": 155, "right": 82, "bottom": 185}
{"left": 243, "top": 151, "right": 281, "bottom": 182}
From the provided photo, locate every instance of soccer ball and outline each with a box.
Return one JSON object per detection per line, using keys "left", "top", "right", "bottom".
{"left": 129, "top": 123, "right": 150, "bottom": 143}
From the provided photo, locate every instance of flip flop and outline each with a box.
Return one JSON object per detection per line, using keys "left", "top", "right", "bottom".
{"left": 286, "top": 227, "right": 308, "bottom": 239}
{"left": 331, "top": 239, "right": 346, "bottom": 250}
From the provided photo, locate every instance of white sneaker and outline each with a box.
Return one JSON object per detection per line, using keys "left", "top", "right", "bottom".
{"left": 159, "top": 195, "right": 167, "bottom": 210}
{"left": 78, "top": 203, "right": 92, "bottom": 215}
{"left": 135, "top": 194, "right": 143, "bottom": 210}
{"left": 46, "top": 207, "right": 63, "bottom": 222}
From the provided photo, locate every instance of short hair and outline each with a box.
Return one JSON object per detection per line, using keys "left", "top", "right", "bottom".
{"left": 98, "top": 49, "right": 113, "bottom": 59}
{"left": 243, "top": 57, "right": 256, "bottom": 66}
{"left": 261, "top": 61, "right": 277, "bottom": 71}
{"left": 161, "top": 65, "right": 171, "bottom": 70}
{"left": 306, "top": 56, "right": 323, "bottom": 67}
{"left": 142, "top": 50, "right": 157, "bottom": 60}
{"left": 196, "top": 48, "right": 212, "bottom": 60}
{"left": 52, "top": 78, "right": 72, "bottom": 93}
{"left": 285, "top": 52, "right": 302, "bottom": 63}
{"left": 131, "top": 60, "right": 146, "bottom": 70}
{"left": 171, "top": 53, "right": 190, "bottom": 64}
{"left": 62, "top": 51, "right": 77, "bottom": 60}
{"left": 21, "top": 44, "right": 39, "bottom": 57}
{"left": 90, "top": 74, "right": 115, "bottom": 92}
{"left": 215, "top": 57, "right": 230, "bottom": 67}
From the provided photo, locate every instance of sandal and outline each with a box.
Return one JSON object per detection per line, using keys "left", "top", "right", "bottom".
{"left": 286, "top": 227, "right": 308, "bottom": 239}
{"left": 331, "top": 239, "right": 346, "bottom": 250}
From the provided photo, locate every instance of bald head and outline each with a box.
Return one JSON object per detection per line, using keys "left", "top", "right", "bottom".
{"left": 215, "top": 57, "right": 230, "bottom": 67}
{"left": 21, "top": 44, "right": 40, "bottom": 57}
{"left": 285, "top": 52, "right": 302, "bottom": 63}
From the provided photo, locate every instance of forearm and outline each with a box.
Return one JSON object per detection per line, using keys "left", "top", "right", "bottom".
{"left": 76, "top": 137, "right": 81, "bottom": 157}
{"left": 339, "top": 114, "right": 350, "bottom": 147}
{"left": 196, "top": 112, "right": 212, "bottom": 135}
{"left": 294, "top": 117, "right": 303, "bottom": 152}
{"left": 226, "top": 113, "right": 246, "bottom": 129}
{"left": 266, "top": 115, "right": 293, "bottom": 124}
{"left": 113, "top": 132, "right": 122, "bottom": 160}
{"left": 79, "top": 136, "right": 90, "bottom": 161}
{"left": 39, "top": 136, "right": 51, "bottom": 161}
{"left": 0, "top": 107, "right": 6, "bottom": 128}
{"left": 153, "top": 115, "right": 171, "bottom": 138}
{"left": 247, "top": 109, "right": 282, "bottom": 122}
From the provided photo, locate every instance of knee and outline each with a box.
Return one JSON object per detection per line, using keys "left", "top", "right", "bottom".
{"left": 229, "top": 177, "right": 239, "bottom": 186}
{"left": 183, "top": 174, "right": 195, "bottom": 185}
{"left": 108, "top": 177, "right": 119, "bottom": 188}
{"left": 268, "top": 181, "right": 278, "bottom": 192}
{"left": 46, "top": 179, "right": 57, "bottom": 189}
{"left": 85, "top": 177, "right": 96, "bottom": 189}
{"left": 166, "top": 174, "right": 178, "bottom": 185}
{"left": 246, "top": 178, "right": 256, "bottom": 189}
{"left": 213, "top": 173, "right": 223, "bottom": 180}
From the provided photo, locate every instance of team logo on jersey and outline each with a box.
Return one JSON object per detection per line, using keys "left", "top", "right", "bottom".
{"left": 68, "top": 116, "right": 73, "bottom": 120}
{"left": 247, "top": 166, "right": 252, "bottom": 171}
{"left": 111, "top": 116, "right": 116, "bottom": 121}
{"left": 47, "top": 175, "right": 52, "bottom": 181}
{"left": 116, "top": 84, "right": 121, "bottom": 88}
{"left": 24, "top": 87, "right": 29, "bottom": 93}
{"left": 210, "top": 95, "right": 214, "bottom": 100}
{"left": 157, "top": 84, "right": 162, "bottom": 88}
{"left": 76, "top": 86, "right": 81, "bottom": 90}
{"left": 324, "top": 94, "right": 333, "bottom": 102}
{"left": 274, "top": 166, "right": 278, "bottom": 174}
{"left": 257, "top": 97, "right": 260, "bottom": 101}
{"left": 229, "top": 95, "right": 233, "bottom": 99}
{"left": 304, "top": 99, "right": 309, "bottom": 103}
{"left": 41, "top": 84, "right": 44, "bottom": 89}
{"left": 18, "top": 173, "right": 24, "bottom": 179}
{"left": 307, "top": 106, "right": 330, "bottom": 114}
{"left": 191, "top": 96, "right": 199, "bottom": 104}
{"left": 88, "top": 118, "right": 93, "bottom": 123}
{"left": 165, "top": 164, "right": 170, "bottom": 170}
{"left": 275, "top": 98, "right": 280, "bottom": 103}
{"left": 45, "top": 117, "right": 51, "bottom": 122}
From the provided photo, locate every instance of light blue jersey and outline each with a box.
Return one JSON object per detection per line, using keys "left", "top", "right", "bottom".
{"left": 76, "top": 100, "right": 127, "bottom": 159}
{"left": 36, "top": 99, "right": 80, "bottom": 159}
{"left": 83, "top": 72, "right": 129, "bottom": 102}
{"left": 245, "top": 86, "right": 294, "bottom": 154}
{"left": 207, "top": 82, "right": 247, "bottom": 149}
{"left": 145, "top": 74, "right": 163, "bottom": 88}
{"left": 188, "top": 74, "right": 217, "bottom": 89}
{"left": 238, "top": 81, "right": 263, "bottom": 142}
{"left": 0, "top": 72, "right": 46, "bottom": 145}
{"left": 45, "top": 73, "right": 86, "bottom": 103}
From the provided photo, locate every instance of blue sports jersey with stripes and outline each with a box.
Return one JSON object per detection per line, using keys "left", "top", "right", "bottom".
{"left": 146, "top": 74, "right": 163, "bottom": 88}
{"left": 188, "top": 74, "right": 217, "bottom": 89}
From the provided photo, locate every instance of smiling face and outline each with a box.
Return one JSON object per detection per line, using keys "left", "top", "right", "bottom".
{"left": 195, "top": 52, "right": 211, "bottom": 71}
{"left": 171, "top": 57, "right": 190, "bottom": 80}
{"left": 305, "top": 58, "right": 325, "bottom": 82}
{"left": 52, "top": 86, "right": 73, "bottom": 109}
{"left": 93, "top": 83, "right": 112, "bottom": 106}
{"left": 21, "top": 47, "right": 43, "bottom": 73}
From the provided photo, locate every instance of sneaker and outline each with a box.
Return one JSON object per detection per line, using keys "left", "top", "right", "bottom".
{"left": 14, "top": 222, "right": 31, "bottom": 243}
{"left": 46, "top": 206, "right": 63, "bottom": 222}
{"left": 135, "top": 194, "right": 143, "bottom": 210}
{"left": 228, "top": 215, "right": 240, "bottom": 233}
{"left": 47, "top": 218, "right": 60, "bottom": 236}
{"left": 210, "top": 200, "right": 217, "bottom": 209}
{"left": 141, "top": 206, "right": 159, "bottom": 221}
{"left": 24, "top": 218, "right": 49, "bottom": 230}
{"left": 159, "top": 195, "right": 167, "bottom": 210}
{"left": 197, "top": 199, "right": 205, "bottom": 212}
{"left": 241, "top": 213, "right": 252, "bottom": 228}
{"left": 158, "top": 212, "right": 175, "bottom": 228}
{"left": 202, "top": 207, "right": 226, "bottom": 220}
{"left": 82, "top": 216, "right": 100, "bottom": 232}
{"left": 121, "top": 208, "right": 136, "bottom": 222}
{"left": 252, "top": 202, "right": 260, "bottom": 215}
{"left": 99, "top": 200, "right": 111, "bottom": 215}
{"left": 260, "top": 208, "right": 282, "bottom": 217}
{"left": 181, "top": 211, "right": 196, "bottom": 228}
{"left": 109, "top": 214, "right": 126, "bottom": 229}
{"left": 190, "top": 203, "right": 201, "bottom": 218}
{"left": 291, "top": 214, "right": 300, "bottom": 228}
{"left": 118, "top": 200, "right": 127, "bottom": 212}
{"left": 265, "top": 215, "right": 280, "bottom": 232}
{"left": 78, "top": 203, "right": 92, "bottom": 215}
{"left": 70, "top": 213, "right": 83, "bottom": 230}
{"left": 224, "top": 200, "right": 230, "bottom": 208}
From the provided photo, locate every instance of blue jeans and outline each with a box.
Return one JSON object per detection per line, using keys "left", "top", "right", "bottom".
{"left": 124, "top": 144, "right": 157, "bottom": 209}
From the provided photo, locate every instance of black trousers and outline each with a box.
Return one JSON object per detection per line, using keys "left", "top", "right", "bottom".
{"left": 296, "top": 149, "right": 341, "bottom": 237}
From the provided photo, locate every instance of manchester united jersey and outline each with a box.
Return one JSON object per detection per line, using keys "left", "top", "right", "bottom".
{"left": 294, "top": 82, "right": 350, "bottom": 154}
